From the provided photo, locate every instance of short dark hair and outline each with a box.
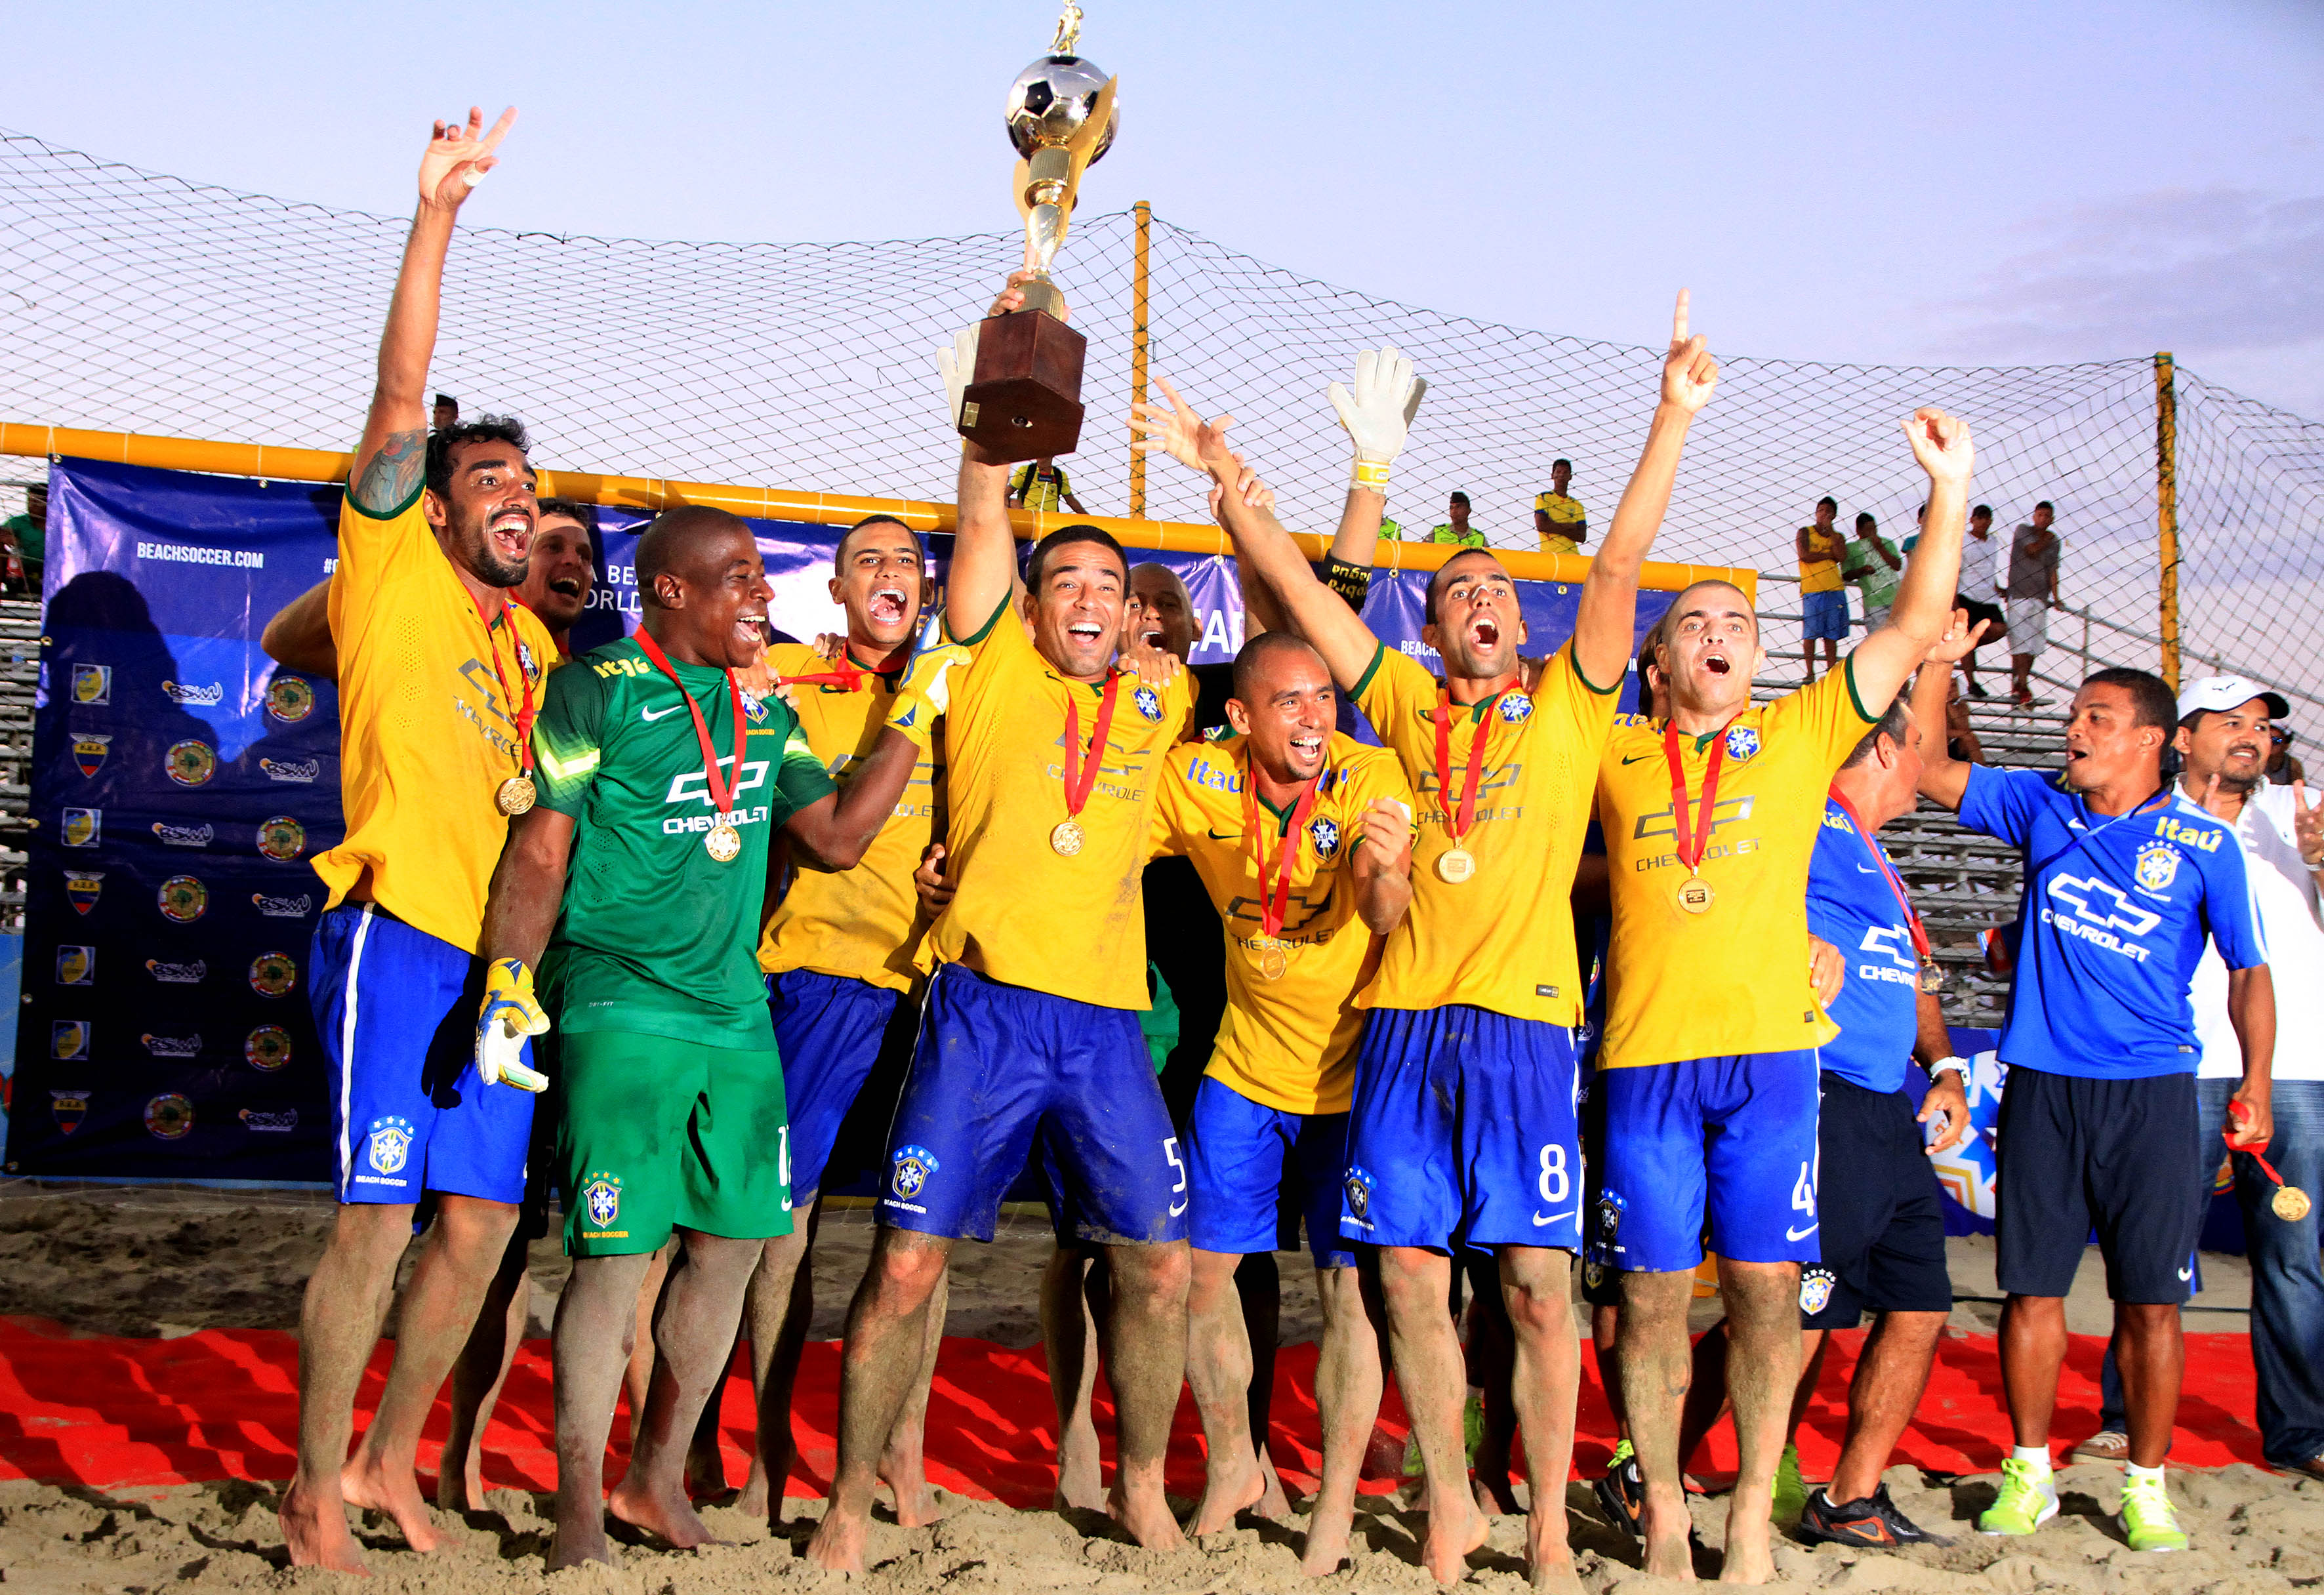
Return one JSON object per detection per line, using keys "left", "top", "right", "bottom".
{"left": 834, "top": 513, "right": 924, "bottom": 575}
{"left": 424, "top": 414, "right": 530, "bottom": 498}
{"left": 1842, "top": 695, "right": 1915, "bottom": 769}
{"left": 1424, "top": 548, "right": 1509, "bottom": 625}
{"left": 2035, "top": 500, "right": 2054, "bottom": 513}
{"left": 433, "top": 392, "right": 457, "bottom": 408}
{"left": 535, "top": 497, "right": 599, "bottom": 538}
{"left": 1025, "top": 523, "right": 1126, "bottom": 592}
{"left": 1553, "top": 458, "right": 1572, "bottom": 471}
{"left": 635, "top": 504, "right": 748, "bottom": 597}
{"left": 1231, "top": 630, "right": 1326, "bottom": 706}
{"left": 1855, "top": 512, "right": 1877, "bottom": 529}
{"left": 1450, "top": 491, "right": 1471, "bottom": 506}
{"left": 1816, "top": 495, "right": 1837, "bottom": 511}
{"left": 1971, "top": 503, "right": 1993, "bottom": 519}
{"left": 2083, "top": 666, "right": 2176, "bottom": 732}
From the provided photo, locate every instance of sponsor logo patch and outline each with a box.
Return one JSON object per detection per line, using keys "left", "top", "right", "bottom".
{"left": 244, "top": 1026, "right": 293, "bottom": 1072}
{"left": 51, "top": 1020, "right": 89, "bottom": 1060}
{"left": 72, "top": 735, "right": 112, "bottom": 777}
{"left": 142, "top": 1033, "right": 203, "bottom": 1059}
{"left": 55, "top": 945, "right": 94, "bottom": 986}
{"left": 145, "top": 959, "right": 206, "bottom": 984}
{"left": 239, "top": 1108, "right": 298, "bottom": 1133}
{"left": 256, "top": 816, "right": 306, "bottom": 861}
{"left": 62, "top": 807, "right": 101, "bottom": 847}
{"left": 159, "top": 679, "right": 224, "bottom": 707}
{"left": 251, "top": 892, "right": 312, "bottom": 918}
{"left": 165, "top": 740, "right": 216, "bottom": 786}
{"left": 144, "top": 1093, "right": 195, "bottom": 1140}
{"left": 65, "top": 870, "right": 104, "bottom": 914}
{"left": 264, "top": 675, "right": 316, "bottom": 723}
{"left": 258, "top": 756, "right": 319, "bottom": 783}
{"left": 70, "top": 664, "right": 112, "bottom": 705}
{"left": 159, "top": 874, "right": 208, "bottom": 923}
{"left": 248, "top": 952, "right": 297, "bottom": 998}
{"left": 152, "top": 821, "right": 213, "bottom": 847}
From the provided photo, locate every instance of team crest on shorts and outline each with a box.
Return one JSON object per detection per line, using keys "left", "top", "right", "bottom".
{"left": 1343, "top": 1165, "right": 1377, "bottom": 1226}
{"left": 891, "top": 1144, "right": 940, "bottom": 1201}
{"left": 2134, "top": 841, "right": 2180, "bottom": 893}
{"left": 1595, "top": 1188, "right": 1627, "bottom": 1243}
{"left": 582, "top": 1172, "right": 623, "bottom": 1228}
{"left": 1498, "top": 693, "right": 1534, "bottom": 723}
{"left": 1133, "top": 685, "right": 1164, "bottom": 723}
{"left": 367, "top": 1116, "right": 414, "bottom": 1175}
{"left": 165, "top": 740, "right": 216, "bottom": 786}
{"left": 1798, "top": 1266, "right": 1838, "bottom": 1316}
{"left": 144, "top": 1093, "right": 195, "bottom": 1141}
{"left": 1308, "top": 816, "right": 1341, "bottom": 858}
{"left": 1724, "top": 725, "right": 1761, "bottom": 763}
{"left": 1583, "top": 1259, "right": 1605, "bottom": 1290}
{"left": 264, "top": 674, "right": 316, "bottom": 723}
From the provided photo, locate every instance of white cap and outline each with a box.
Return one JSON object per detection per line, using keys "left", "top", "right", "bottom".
{"left": 2176, "top": 675, "right": 2289, "bottom": 721}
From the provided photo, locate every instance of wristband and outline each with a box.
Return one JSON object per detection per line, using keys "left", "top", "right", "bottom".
{"left": 1351, "top": 458, "right": 1391, "bottom": 491}
{"left": 1927, "top": 1055, "right": 1968, "bottom": 1080}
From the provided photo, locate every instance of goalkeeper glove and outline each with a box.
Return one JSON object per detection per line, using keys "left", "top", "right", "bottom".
{"left": 1326, "top": 346, "right": 1427, "bottom": 491}
{"left": 475, "top": 957, "right": 550, "bottom": 1093}
{"left": 884, "top": 642, "right": 973, "bottom": 747}
{"left": 935, "top": 325, "right": 981, "bottom": 430}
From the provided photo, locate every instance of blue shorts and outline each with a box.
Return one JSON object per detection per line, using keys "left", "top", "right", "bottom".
{"left": 769, "top": 969, "right": 908, "bottom": 1201}
{"left": 1592, "top": 1050, "right": 1820, "bottom": 1272}
{"left": 881, "top": 963, "right": 1188, "bottom": 1246}
{"left": 1801, "top": 588, "right": 1849, "bottom": 641}
{"left": 310, "top": 902, "right": 535, "bottom": 1206}
{"left": 1341, "top": 1005, "right": 1584, "bottom": 1253}
{"left": 1185, "top": 1075, "right": 1355, "bottom": 1269}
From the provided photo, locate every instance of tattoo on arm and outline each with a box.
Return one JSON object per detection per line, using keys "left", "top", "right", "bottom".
{"left": 351, "top": 429, "right": 426, "bottom": 515}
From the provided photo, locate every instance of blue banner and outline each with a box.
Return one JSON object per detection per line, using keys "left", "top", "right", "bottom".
{"left": 6, "top": 460, "right": 1665, "bottom": 1182}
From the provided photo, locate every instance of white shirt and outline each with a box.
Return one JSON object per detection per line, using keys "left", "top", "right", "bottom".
{"left": 1959, "top": 529, "right": 2003, "bottom": 601}
{"left": 2194, "top": 781, "right": 2323, "bottom": 1081}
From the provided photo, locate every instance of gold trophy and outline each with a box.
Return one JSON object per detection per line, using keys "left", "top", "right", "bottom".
{"left": 958, "top": 3, "right": 1118, "bottom": 462}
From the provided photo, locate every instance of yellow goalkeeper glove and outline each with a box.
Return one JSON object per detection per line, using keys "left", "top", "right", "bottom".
{"left": 883, "top": 642, "right": 973, "bottom": 748}
{"left": 475, "top": 957, "right": 550, "bottom": 1093}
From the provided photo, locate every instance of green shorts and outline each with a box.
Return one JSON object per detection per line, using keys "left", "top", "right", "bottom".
{"left": 556, "top": 1028, "right": 794, "bottom": 1257}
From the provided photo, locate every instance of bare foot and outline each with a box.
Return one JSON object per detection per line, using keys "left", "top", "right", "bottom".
{"left": 1527, "top": 1511, "right": 1580, "bottom": 1593}
{"left": 279, "top": 1479, "right": 370, "bottom": 1575}
{"left": 1055, "top": 1432, "right": 1107, "bottom": 1513}
{"left": 606, "top": 1474, "right": 722, "bottom": 1549}
{"left": 1186, "top": 1449, "right": 1267, "bottom": 1535}
{"left": 546, "top": 1514, "right": 616, "bottom": 1572}
{"left": 1419, "top": 1502, "right": 1489, "bottom": 1585}
{"left": 1717, "top": 1508, "right": 1774, "bottom": 1585}
{"left": 1253, "top": 1447, "right": 1293, "bottom": 1524}
{"left": 804, "top": 1504, "right": 868, "bottom": 1575}
{"left": 1110, "top": 1480, "right": 1186, "bottom": 1550}
{"left": 1641, "top": 1491, "right": 1696, "bottom": 1581}
{"left": 1299, "top": 1497, "right": 1355, "bottom": 1577}
{"left": 340, "top": 1451, "right": 441, "bottom": 1552}
{"left": 1474, "top": 1469, "right": 1524, "bottom": 1517}
{"left": 880, "top": 1449, "right": 945, "bottom": 1529}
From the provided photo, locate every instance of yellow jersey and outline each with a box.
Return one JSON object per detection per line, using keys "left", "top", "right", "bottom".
{"left": 1351, "top": 641, "right": 1620, "bottom": 1023}
{"left": 1535, "top": 491, "right": 1586, "bottom": 557}
{"left": 1799, "top": 527, "right": 1846, "bottom": 595}
{"left": 757, "top": 643, "right": 944, "bottom": 994}
{"left": 1009, "top": 463, "right": 1074, "bottom": 513}
{"left": 1147, "top": 733, "right": 1416, "bottom": 1115}
{"left": 925, "top": 598, "right": 1196, "bottom": 1009}
{"left": 313, "top": 489, "right": 560, "bottom": 955}
{"left": 1593, "top": 662, "right": 1881, "bottom": 1069}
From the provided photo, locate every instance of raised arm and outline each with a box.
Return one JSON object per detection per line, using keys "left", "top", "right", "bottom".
{"left": 1570, "top": 291, "right": 1718, "bottom": 688}
{"left": 1912, "top": 609, "right": 1986, "bottom": 811}
{"left": 261, "top": 578, "right": 339, "bottom": 678}
{"left": 350, "top": 109, "right": 514, "bottom": 515}
{"left": 1849, "top": 409, "right": 1974, "bottom": 712}
{"left": 936, "top": 275, "right": 1050, "bottom": 635}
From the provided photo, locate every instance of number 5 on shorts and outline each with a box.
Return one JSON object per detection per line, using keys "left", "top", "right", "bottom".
{"left": 1165, "top": 1135, "right": 1189, "bottom": 1217}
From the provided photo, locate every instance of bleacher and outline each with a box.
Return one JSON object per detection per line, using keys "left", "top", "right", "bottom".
{"left": 0, "top": 595, "right": 33, "bottom": 931}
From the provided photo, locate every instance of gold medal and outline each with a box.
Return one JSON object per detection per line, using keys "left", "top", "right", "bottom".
{"left": 1919, "top": 957, "right": 1946, "bottom": 994}
{"left": 1259, "top": 942, "right": 1288, "bottom": 981}
{"left": 704, "top": 821, "right": 742, "bottom": 862}
{"left": 1676, "top": 874, "right": 1714, "bottom": 914}
{"left": 1436, "top": 846, "right": 1476, "bottom": 885}
{"left": 1050, "top": 818, "right": 1086, "bottom": 857}
{"left": 494, "top": 775, "right": 537, "bottom": 816}
{"left": 2275, "top": 1185, "right": 2313, "bottom": 1222}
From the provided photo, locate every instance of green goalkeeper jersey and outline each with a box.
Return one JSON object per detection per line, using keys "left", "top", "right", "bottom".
{"left": 533, "top": 636, "right": 836, "bottom": 1047}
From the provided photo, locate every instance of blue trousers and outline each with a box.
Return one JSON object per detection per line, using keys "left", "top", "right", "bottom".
{"left": 2099, "top": 1078, "right": 2324, "bottom": 1468}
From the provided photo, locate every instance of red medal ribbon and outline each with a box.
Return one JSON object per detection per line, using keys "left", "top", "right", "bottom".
{"left": 1061, "top": 672, "right": 1124, "bottom": 822}
{"left": 776, "top": 649, "right": 893, "bottom": 693}
{"left": 1661, "top": 721, "right": 1730, "bottom": 874}
{"left": 1433, "top": 687, "right": 1495, "bottom": 845}
{"left": 1828, "top": 788, "right": 1930, "bottom": 963}
{"left": 1243, "top": 756, "right": 1324, "bottom": 940}
{"left": 634, "top": 628, "right": 748, "bottom": 818}
{"left": 486, "top": 597, "right": 539, "bottom": 779}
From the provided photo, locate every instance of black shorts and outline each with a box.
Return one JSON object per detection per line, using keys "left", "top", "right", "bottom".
{"left": 1578, "top": 1072, "right": 1624, "bottom": 1308}
{"left": 1799, "top": 1076, "right": 1952, "bottom": 1329}
{"left": 1957, "top": 594, "right": 2005, "bottom": 639}
{"left": 1995, "top": 1066, "right": 2205, "bottom": 1304}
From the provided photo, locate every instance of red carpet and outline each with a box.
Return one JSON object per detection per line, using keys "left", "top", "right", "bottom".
{"left": 0, "top": 1317, "right": 2269, "bottom": 1501}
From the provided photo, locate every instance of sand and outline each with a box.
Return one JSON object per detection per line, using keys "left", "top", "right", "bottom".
{"left": 3, "top": 1182, "right": 2317, "bottom": 1594}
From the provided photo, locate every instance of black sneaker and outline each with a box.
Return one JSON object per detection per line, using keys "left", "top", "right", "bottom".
{"left": 1593, "top": 1445, "right": 1644, "bottom": 1539}
{"left": 1797, "top": 1484, "right": 1951, "bottom": 1548}
{"left": 1967, "top": 680, "right": 1990, "bottom": 698}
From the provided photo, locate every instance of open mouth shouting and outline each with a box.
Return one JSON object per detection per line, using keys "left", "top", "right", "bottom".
{"left": 867, "top": 586, "right": 908, "bottom": 628}
{"left": 1067, "top": 620, "right": 1107, "bottom": 649}
{"left": 1698, "top": 645, "right": 1734, "bottom": 679}
{"left": 1469, "top": 616, "right": 1500, "bottom": 653}
{"left": 545, "top": 575, "right": 584, "bottom": 600}
{"left": 1287, "top": 731, "right": 1325, "bottom": 768}
{"left": 735, "top": 607, "right": 769, "bottom": 651}
{"left": 487, "top": 506, "right": 533, "bottom": 566}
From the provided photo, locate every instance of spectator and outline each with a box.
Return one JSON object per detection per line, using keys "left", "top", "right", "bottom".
{"left": 1388, "top": 489, "right": 1482, "bottom": 548}
{"left": 432, "top": 392, "right": 459, "bottom": 431}
{"left": 2268, "top": 727, "right": 2307, "bottom": 786}
{"left": 1843, "top": 510, "right": 1902, "bottom": 630}
{"left": 1534, "top": 459, "right": 1587, "bottom": 555}
{"left": 1945, "top": 672, "right": 1986, "bottom": 765}
{"left": 2005, "top": 502, "right": 2061, "bottom": 708}
{"left": 2, "top": 484, "right": 45, "bottom": 595}
{"left": 1953, "top": 505, "right": 2007, "bottom": 695}
{"left": 1795, "top": 495, "right": 1847, "bottom": 683}
{"left": 1007, "top": 456, "right": 1087, "bottom": 515}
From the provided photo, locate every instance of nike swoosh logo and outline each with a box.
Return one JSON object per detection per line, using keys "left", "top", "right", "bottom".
{"left": 1170, "top": 1200, "right": 1189, "bottom": 1217}
{"left": 1532, "top": 1209, "right": 1578, "bottom": 1227}
{"left": 2178, "top": 1266, "right": 2193, "bottom": 1282}
{"left": 1620, "top": 754, "right": 1653, "bottom": 765}
{"left": 1856, "top": 864, "right": 1881, "bottom": 874}
{"left": 1786, "top": 1222, "right": 1820, "bottom": 1240}
{"left": 641, "top": 704, "right": 685, "bottom": 721}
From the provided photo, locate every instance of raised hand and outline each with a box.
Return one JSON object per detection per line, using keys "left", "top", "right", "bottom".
{"left": 2293, "top": 779, "right": 2323, "bottom": 867}
{"left": 1903, "top": 406, "right": 1975, "bottom": 485}
{"left": 1129, "top": 377, "right": 1237, "bottom": 477}
{"left": 1661, "top": 289, "right": 1719, "bottom": 414}
{"left": 1327, "top": 346, "right": 1427, "bottom": 483}
{"left": 1924, "top": 607, "right": 1990, "bottom": 668}
{"left": 418, "top": 106, "right": 516, "bottom": 211}
{"left": 1205, "top": 456, "right": 1274, "bottom": 523}
{"left": 1355, "top": 798, "right": 1415, "bottom": 878}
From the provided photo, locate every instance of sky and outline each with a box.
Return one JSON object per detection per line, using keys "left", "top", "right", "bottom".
{"left": 5, "top": 0, "right": 2322, "bottom": 416}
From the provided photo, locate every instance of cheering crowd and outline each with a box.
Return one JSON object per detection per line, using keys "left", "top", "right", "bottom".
{"left": 266, "top": 112, "right": 2323, "bottom": 1589}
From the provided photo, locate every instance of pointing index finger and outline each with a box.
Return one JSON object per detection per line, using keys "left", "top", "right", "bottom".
{"left": 1671, "top": 289, "right": 1690, "bottom": 349}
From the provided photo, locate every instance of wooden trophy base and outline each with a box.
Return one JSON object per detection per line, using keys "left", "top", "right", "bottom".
{"left": 959, "top": 309, "right": 1086, "bottom": 463}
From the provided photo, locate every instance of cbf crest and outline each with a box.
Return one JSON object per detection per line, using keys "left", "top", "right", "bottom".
{"left": 1308, "top": 816, "right": 1342, "bottom": 859}
{"left": 367, "top": 1116, "right": 414, "bottom": 1175}
{"left": 891, "top": 1144, "right": 941, "bottom": 1201}
{"left": 1799, "top": 1266, "right": 1838, "bottom": 1316}
{"left": 582, "top": 1171, "right": 623, "bottom": 1228}
{"left": 1133, "top": 684, "right": 1164, "bottom": 723}
{"left": 1724, "top": 725, "right": 1761, "bottom": 762}
{"left": 2134, "top": 841, "right": 2180, "bottom": 894}
{"left": 1498, "top": 693, "right": 1534, "bottom": 724}
{"left": 1344, "top": 1165, "right": 1377, "bottom": 1225}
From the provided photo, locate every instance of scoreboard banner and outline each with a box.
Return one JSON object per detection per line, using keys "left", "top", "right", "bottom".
{"left": 5, "top": 458, "right": 1662, "bottom": 1183}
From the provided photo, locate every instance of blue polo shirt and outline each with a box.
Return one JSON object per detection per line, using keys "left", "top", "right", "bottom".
{"left": 1959, "top": 766, "right": 2264, "bottom": 1079}
{"left": 1806, "top": 798, "right": 1921, "bottom": 1095}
